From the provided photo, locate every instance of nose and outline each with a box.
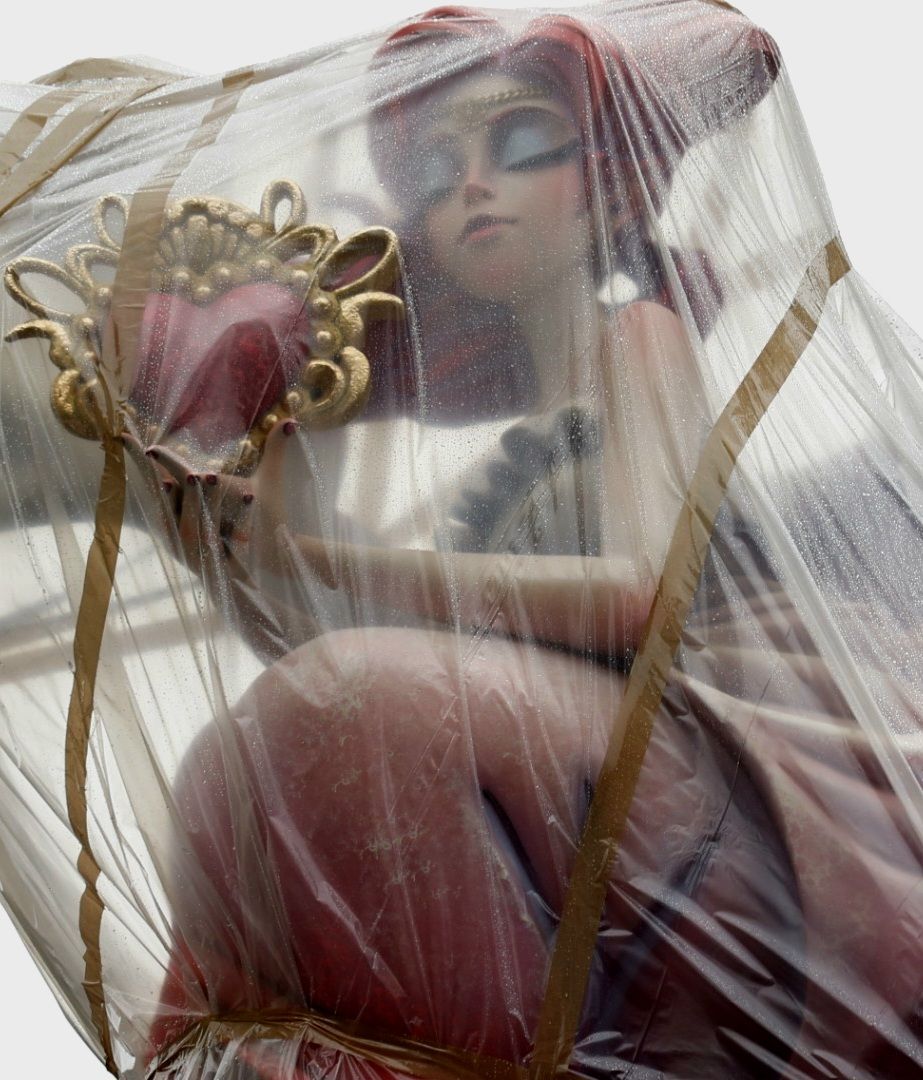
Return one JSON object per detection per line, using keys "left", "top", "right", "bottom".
{"left": 461, "top": 144, "right": 495, "bottom": 206}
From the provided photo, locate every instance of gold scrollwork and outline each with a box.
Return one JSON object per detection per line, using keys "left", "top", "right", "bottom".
{"left": 4, "top": 179, "right": 405, "bottom": 472}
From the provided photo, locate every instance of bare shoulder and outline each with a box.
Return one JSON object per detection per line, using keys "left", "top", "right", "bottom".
{"left": 602, "top": 300, "right": 695, "bottom": 363}
{"left": 607, "top": 299, "right": 689, "bottom": 339}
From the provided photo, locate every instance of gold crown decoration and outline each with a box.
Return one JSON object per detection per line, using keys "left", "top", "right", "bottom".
{"left": 3, "top": 179, "right": 405, "bottom": 474}
{"left": 444, "top": 86, "right": 553, "bottom": 130}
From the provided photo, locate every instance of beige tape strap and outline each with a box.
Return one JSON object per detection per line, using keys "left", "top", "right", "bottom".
{"left": 528, "top": 237, "right": 851, "bottom": 1079}
{"left": 64, "top": 367, "right": 125, "bottom": 1073}
{"left": 0, "top": 88, "right": 76, "bottom": 178}
{"left": 61, "top": 71, "right": 254, "bottom": 1074}
{"left": 148, "top": 1008, "right": 581, "bottom": 1080}
{"left": 103, "top": 67, "right": 256, "bottom": 389}
{"left": 0, "top": 81, "right": 171, "bottom": 220}
{"left": 35, "top": 57, "right": 181, "bottom": 86}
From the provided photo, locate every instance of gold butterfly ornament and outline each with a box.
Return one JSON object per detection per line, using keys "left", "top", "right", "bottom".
{"left": 4, "top": 179, "right": 405, "bottom": 475}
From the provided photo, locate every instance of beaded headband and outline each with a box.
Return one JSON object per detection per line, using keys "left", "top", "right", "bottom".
{"left": 441, "top": 85, "right": 555, "bottom": 131}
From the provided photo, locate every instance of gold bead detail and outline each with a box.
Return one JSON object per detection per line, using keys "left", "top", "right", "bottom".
{"left": 285, "top": 389, "right": 305, "bottom": 413}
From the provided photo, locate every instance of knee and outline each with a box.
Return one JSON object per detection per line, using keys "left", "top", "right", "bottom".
{"left": 232, "top": 626, "right": 466, "bottom": 773}
{"left": 229, "top": 625, "right": 611, "bottom": 818}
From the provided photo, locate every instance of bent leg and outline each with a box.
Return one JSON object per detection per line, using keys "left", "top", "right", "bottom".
{"left": 161, "top": 625, "right": 625, "bottom": 1066}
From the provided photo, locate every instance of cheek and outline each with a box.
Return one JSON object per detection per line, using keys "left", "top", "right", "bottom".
{"left": 516, "top": 168, "right": 590, "bottom": 265}
{"left": 522, "top": 165, "right": 586, "bottom": 221}
{"left": 423, "top": 208, "right": 461, "bottom": 271}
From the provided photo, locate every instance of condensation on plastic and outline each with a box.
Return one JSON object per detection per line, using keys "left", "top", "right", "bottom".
{"left": 1, "top": 3, "right": 922, "bottom": 1078}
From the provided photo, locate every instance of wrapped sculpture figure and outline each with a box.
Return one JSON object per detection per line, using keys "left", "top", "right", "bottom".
{"left": 0, "top": 3, "right": 921, "bottom": 1078}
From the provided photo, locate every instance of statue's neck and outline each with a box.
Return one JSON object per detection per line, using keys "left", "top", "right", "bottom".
{"left": 508, "top": 260, "right": 602, "bottom": 412}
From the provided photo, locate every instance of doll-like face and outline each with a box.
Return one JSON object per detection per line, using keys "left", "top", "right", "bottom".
{"left": 416, "top": 71, "right": 594, "bottom": 305}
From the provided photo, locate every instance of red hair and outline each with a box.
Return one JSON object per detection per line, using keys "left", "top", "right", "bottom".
{"left": 369, "top": 5, "right": 779, "bottom": 227}
{"left": 369, "top": 6, "right": 683, "bottom": 231}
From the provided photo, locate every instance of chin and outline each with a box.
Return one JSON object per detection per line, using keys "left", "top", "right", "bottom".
{"left": 457, "top": 261, "right": 528, "bottom": 305}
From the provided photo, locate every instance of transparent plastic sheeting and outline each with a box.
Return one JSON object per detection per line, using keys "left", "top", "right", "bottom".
{"left": 1, "top": 3, "right": 922, "bottom": 1078}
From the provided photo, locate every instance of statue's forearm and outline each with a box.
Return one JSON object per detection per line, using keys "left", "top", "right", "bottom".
{"left": 285, "top": 531, "right": 650, "bottom": 656}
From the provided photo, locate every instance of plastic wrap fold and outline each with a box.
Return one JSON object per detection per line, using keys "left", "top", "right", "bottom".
{"left": 1, "top": 4, "right": 922, "bottom": 1078}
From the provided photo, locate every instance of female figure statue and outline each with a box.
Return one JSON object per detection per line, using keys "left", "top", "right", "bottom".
{"left": 137, "top": 8, "right": 922, "bottom": 1079}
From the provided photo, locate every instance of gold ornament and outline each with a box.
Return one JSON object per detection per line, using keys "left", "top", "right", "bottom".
{"left": 3, "top": 179, "right": 405, "bottom": 474}
{"left": 443, "top": 86, "right": 553, "bottom": 131}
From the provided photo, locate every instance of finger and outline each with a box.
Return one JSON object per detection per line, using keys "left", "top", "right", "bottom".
{"left": 250, "top": 418, "right": 298, "bottom": 525}
{"left": 143, "top": 442, "right": 265, "bottom": 572}
{"left": 181, "top": 486, "right": 255, "bottom": 583}
{"left": 122, "top": 431, "right": 158, "bottom": 482}
{"left": 117, "top": 435, "right": 190, "bottom": 565}
{"left": 119, "top": 429, "right": 145, "bottom": 455}
{"left": 121, "top": 433, "right": 184, "bottom": 509}
{"left": 181, "top": 468, "right": 256, "bottom": 546}
{"left": 147, "top": 445, "right": 219, "bottom": 542}
{"left": 144, "top": 443, "right": 199, "bottom": 487}
{"left": 122, "top": 436, "right": 246, "bottom": 579}
{"left": 260, "top": 417, "right": 299, "bottom": 468}
{"left": 172, "top": 478, "right": 224, "bottom": 567}
{"left": 144, "top": 443, "right": 253, "bottom": 518}
{"left": 171, "top": 466, "right": 257, "bottom": 559}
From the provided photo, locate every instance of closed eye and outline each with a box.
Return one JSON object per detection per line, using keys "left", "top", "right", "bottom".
{"left": 505, "top": 136, "right": 582, "bottom": 172}
{"left": 418, "top": 141, "right": 463, "bottom": 205}
{"left": 421, "top": 185, "right": 456, "bottom": 206}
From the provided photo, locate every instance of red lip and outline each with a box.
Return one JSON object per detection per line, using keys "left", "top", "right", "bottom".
{"left": 458, "top": 214, "right": 517, "bottom": 244}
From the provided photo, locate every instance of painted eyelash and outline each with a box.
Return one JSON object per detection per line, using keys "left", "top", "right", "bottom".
{"left": 504, "top": 137, "right": 582, "bottom": 172}
{"left": 419, "top": 136, "right": 582, "bottom": 204}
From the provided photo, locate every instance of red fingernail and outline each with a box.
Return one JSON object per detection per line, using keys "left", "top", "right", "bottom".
{"left": 242, "top": 492, "right": 254, "bottom": 505}
{"left": 186, "top": 474, "right": 198, "bottom": 486}
{"left": 145, "top": 449, "right": 160, "bottom": 461}
{"left": 163, "top": 480, "right": 174, "bottom": 493}
{"left": 205, "top": 473, "right": 218, "bottom": 486}
{"left": 283, "top": 420, "right": 297, "bottom": 436}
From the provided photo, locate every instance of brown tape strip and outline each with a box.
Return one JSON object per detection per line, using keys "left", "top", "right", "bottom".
{"left": 0, "top": 88, "right": 76, "bottom": 178}
{"left": 103, "top": 67, "right": 256, "bottom": 390}
{"left": 0, "top": 81, "right": 172, "bottom": 220}
{"left": 35, "top": 57, "right": 182, "bottom": 86}
{"left": 60, "top": 71, "right": 254, "bottom": 1074}
{"left": 149, "top": 1008, "right": 582, "bottom": 1080}
{"left": 64, "top": 420, "right": 125, "bottom": 1073}
{"left": 528, "top": 237, "right": 851, "bottom": 1079}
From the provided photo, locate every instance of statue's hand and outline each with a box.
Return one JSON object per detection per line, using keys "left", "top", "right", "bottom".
{"left": 122, "top": 419, "right": 300, "bottom": 583}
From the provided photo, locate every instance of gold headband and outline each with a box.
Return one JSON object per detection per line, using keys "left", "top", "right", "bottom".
{"left": 441, "top": 86, "right": 554, "bottom": 131}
